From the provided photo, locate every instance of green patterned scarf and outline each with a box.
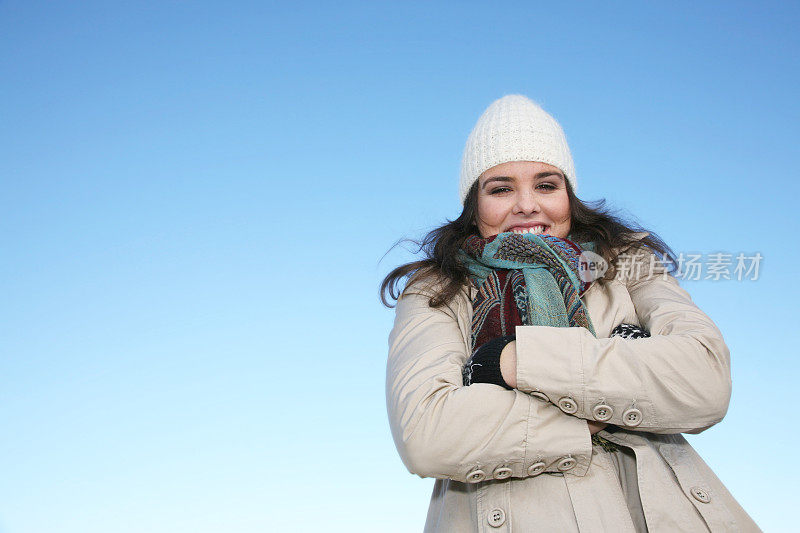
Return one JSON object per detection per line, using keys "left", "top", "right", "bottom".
{"left": 457, "top": 231, "right": 597, "bottom": 351}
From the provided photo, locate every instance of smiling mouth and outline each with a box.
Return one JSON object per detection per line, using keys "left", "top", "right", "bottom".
{"left": 509, "top": 225, "right": 549, "bottom": 235}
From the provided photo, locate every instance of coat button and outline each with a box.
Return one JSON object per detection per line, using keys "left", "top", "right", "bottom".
{"left": 493, "top": 466, "right": 513, "bottom": 479}
{"left": 557, "top": 456, "right": 577, "bottom": 471}
{"left": 466, "top": 469, "right": 486, "bottom": 483}
{"left": 622, "top": 407, "right": 643, "bottom": 427}
{"left": 530, "top": 390, "right": 550, "bottom": 402}
{"left": 557, "top": 397, "right": 578, "bottom": 414}
{"left": 592, "top": 403, "right": 614, "bottom": 422}
{"left": 690, "top": 486, "right": 711, "bottom": 503}
{"left": 527, "top": 461, "right": 546, "bottom": 476}
{"left": 487, "top": 507, "right": 506, "bottom": 527}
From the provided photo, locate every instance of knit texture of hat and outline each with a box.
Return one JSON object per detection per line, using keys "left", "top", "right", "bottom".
{"left": 459, "top": 94, "right": 577, "bottom": 203}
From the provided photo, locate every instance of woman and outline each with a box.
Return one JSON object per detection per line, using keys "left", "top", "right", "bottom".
{"left": 381, "top": 95, "right": 759, "bottom": 532}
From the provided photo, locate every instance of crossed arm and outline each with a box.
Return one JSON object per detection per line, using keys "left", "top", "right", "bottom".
{"left": 387, "top": 253, "right": 731, "bottom": 481}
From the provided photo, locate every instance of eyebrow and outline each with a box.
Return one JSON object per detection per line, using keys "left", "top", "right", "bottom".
{"left": 481, "top": 172, "right": 564, "bottom": 189}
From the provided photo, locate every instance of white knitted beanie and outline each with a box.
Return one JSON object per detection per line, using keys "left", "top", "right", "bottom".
{"left": 459, "top": 94, "right": 576, "bottom": 203}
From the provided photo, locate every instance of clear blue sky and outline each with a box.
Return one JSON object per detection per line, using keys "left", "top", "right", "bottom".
{"left": 1, "top": 1, "right": 797, "bottom": 531}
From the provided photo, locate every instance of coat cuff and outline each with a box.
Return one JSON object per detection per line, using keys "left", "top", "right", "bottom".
{"left": 514, "top": 325, "right": 658, "bottom": 430}
{"left": 515, "top": 325, "right": 586, "bottom": 415}
{"left": 523, "top": 395, "right": 593, "bottom": 478}
{"left": 459, "top": 392, "right": 593, "bottom": 483}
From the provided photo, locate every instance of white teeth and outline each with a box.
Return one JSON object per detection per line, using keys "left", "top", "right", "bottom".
{"left": 512, "top": 225, "right": 547, "bottom": 235}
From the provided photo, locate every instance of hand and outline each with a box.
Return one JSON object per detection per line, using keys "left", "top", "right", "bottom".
{"left": 588, "top": 421, "right": 607, "bottom": 434}
{"left": 462, "top": 336, "right": 516, "bottom": 389}
{"left": 610, "top": 323, "right": 651, "bottom": 339}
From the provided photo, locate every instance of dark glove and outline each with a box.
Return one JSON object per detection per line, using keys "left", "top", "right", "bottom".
{"left": 462, "top": 335, "right": 515, "bottom": 390}
{"left": 610, "top": 323, "right": 651, "bottom": 339}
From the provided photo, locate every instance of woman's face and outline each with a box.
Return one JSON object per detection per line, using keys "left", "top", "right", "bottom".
{"left": 475, "top": 161, "right": 571, "bottom": 239}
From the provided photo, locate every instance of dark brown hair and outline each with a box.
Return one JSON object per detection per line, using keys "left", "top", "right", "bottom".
{"left": 380, "top": 179, "right": 677, "bottom": 308}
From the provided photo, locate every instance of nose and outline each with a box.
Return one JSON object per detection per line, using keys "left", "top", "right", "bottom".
{"left": 513, "top": 190, "right": 540, "bottom": 215}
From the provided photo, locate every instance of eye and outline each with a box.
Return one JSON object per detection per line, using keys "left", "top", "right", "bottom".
{"left": 537, "top": 182, "right": 558, "bottom": 191}
{"left": 489, "top": 186, "right": 512, "bottom": 195}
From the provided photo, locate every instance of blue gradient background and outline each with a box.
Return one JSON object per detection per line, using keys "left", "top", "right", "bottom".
{"left": 1, "top": 1, "right": 797, "bottom": 531}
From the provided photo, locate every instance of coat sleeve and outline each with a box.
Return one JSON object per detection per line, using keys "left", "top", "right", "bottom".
{"left": 514, "top": 248, "right": 732, "bottom": 434}
{"left": 386, "top": 286, "right": 592, "bottom": 483}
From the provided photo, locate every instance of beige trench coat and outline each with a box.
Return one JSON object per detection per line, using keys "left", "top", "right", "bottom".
{"left": 386, "top": 236, "right": 760, "bottom": 532}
